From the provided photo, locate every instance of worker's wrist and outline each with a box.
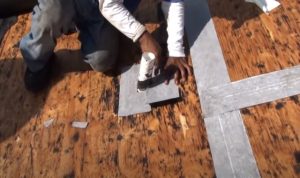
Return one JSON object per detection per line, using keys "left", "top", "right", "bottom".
{"left": 137, "top": 30, "right": 149, "bottom": 45}
{"left": 133, "top": 25, "right": 146, "bottom": 42}
{"left": 168, "top": 50, "right": 186, "bottom": 58}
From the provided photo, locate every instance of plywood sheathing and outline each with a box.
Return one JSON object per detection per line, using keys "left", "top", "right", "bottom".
{"left": 207, "top": 0, "right": 300, "bottom": 177}
{"left": 0, "top": 14, "right": 214, "bottom": 178}
{"left": 0, "top": 0, "right": 299, "bottom": 177}
{"left": 208, "top": 0, "right": 300, "bottom": 81}
{"left": 243, "top": 97, "right": 300, "bottom": 178}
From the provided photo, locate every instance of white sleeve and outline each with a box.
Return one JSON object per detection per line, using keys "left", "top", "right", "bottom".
{"left": 161, "top": 1, "right": 185, "bottom": 57}
{"left": 99, "top": 0, "right": 146, "bottom": 42}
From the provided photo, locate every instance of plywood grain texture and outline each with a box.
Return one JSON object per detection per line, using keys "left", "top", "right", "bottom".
{"left": 242, "top": 97, "right": 300, "bottom": 178}
{"left": 0, "top": 0, "right": 300, "bottom": 177}
{"left": 207, "top": 0, "right": 300, "bottom": 177}
{"left": 0, "top": 13, "right": 214, "bottom": 178}
{"left": 208, "top": 0, "right": 300, "bottom": 81}
{"left": 185, "top": 0, "right": 260, "bottom": 177}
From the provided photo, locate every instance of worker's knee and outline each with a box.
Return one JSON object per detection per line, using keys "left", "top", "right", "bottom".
{"left": 85, "top": 51, "right": 118, "bottom": 72}
{"left": 31, "top": 0, "right": 75, "bottom": 36}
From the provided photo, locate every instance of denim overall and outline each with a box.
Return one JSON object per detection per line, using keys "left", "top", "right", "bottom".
{"left": 20, "top": 0, "right": 141, "bottom": 72}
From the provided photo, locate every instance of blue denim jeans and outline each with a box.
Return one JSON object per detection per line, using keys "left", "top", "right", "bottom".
{"left": 20, "top": 0, "right": 141, "bottom": 72}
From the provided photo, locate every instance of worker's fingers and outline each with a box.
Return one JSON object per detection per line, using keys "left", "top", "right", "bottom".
{"left": 154, "top": 66, "right": 159, "bottom": 76}
{"left": 184, "top": 63, "right": 193, "bottom": 76}
{"left": 179, "top": 65, "right": 187, "bottom": 83}
{"left": 154, "top": 55, "right": 168, "bottom": 76}
{"left": 158, "top": 56, "right": 167, "bottom": 71}
{"left": 164, "top": 68, "right": 170, "bottom": 85}
{"left": 174, "top": 70, "right": 180, "bottom": 85}
{"left": 164, "top": 79, "right": 170, "bottom": 85}
{"left": 163, "top": 66, "right": 173, "bottom": 85}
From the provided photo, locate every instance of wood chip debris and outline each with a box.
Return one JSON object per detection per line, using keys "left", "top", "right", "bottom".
{"left": 179, "top": 115, "right": 189, "bottom": 139}
{"left": 44, "top": 118, "right": 54, "bottom": 128}
{"left": 15, "top": 136, "right": 21, "bottom": 143}
{"left": 72, "top": 121, "right": 89, "bottom": 129}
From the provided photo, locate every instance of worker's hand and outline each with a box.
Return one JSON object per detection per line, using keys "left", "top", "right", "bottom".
{"left": 138, "top": 31, "right": 161, "bottom": 61}
{"left": 164, "top": 57, "right": 192, "bottom": 85}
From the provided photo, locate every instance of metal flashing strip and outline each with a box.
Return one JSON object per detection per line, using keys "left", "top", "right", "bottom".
{"left": 118, "top": 65, "right": 151, "bottom": 117}
{"left": 185, "top": 0, "right": 261, "bottom": 177}
{"left": 185, "top": 0, "right": 230, "bottom": 92}
{"left": 205, "top": 112, "right": 261, "bottom": 178}
{"left": 202, "top": 65, "right": 300, "bottom": 117}
{"left": 118, "top": 65, "right": 180, "bottom": 116}
{"left": 146, "top": 78, "right": 180, "bottom": 104}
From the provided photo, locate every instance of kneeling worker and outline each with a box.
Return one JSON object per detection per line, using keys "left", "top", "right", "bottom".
{"left": 20, "top": 0, "right": 192, "bottom": 92}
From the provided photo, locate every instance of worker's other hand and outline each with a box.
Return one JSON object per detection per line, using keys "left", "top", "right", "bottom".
{"left": 164, "top": 57, "right": 192, "bottom": 85}
{"left": 138, "top": 31, "right": 161, "bottom": 61}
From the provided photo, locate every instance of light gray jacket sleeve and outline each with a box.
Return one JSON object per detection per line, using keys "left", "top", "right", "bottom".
{"left": 98, "top": 0, "right": 146, "bottom": 42}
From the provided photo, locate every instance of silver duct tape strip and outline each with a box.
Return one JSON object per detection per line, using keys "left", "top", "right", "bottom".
{"left": 185, "top": 0, "right": 230, "bottom": 91}
{"left": 146, "top": 80, "right": 179, "bottom": 104}
{"left": 118, "top": 65, "right": 180, "bottom": 116}
{"left": 204, "top": 116, "right": 235, "bottom": 178}
{"left": 205, "top": 112, "right": 261, "bottom": 178}
{"left": 185, "top": 0, "right": 260, "bottom": 177}
{"left": 202, "top": 65, "right": 300, "bottom": 117}
{"left": 118, "top": 65, "right": 151, "bottom": 117}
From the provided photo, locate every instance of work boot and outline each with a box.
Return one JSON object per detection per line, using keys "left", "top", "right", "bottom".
{"left": 24, "top": 60, "right": 52, "bottom": 93}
